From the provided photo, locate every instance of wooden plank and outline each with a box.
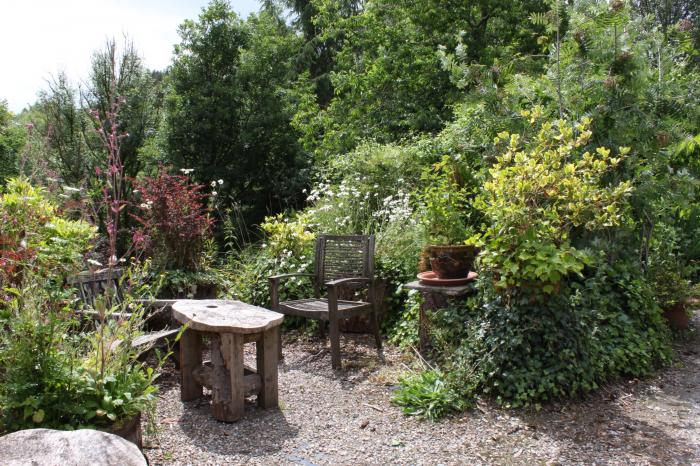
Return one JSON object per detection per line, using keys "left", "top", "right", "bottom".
{"left": 243, "top": 373, "right": 262, "bottom": 396}
{"left": 244, "top": 333, "right": 261, "bottom": 344}
{"left": 221, "top": 333, "right": 245, "bottom": 422}
{"left": 328, "top": 286, "right": 342, "bottom": 370}
{"left": 210, "top": 335, "right": 231, "bottom": 421}
{"left": 131, "top": 328, "right": 180, "bottom": 348}
{"left": 256, "top": 326, "right": 279, "bottom": 409}
{"left": 193, "top": 363, "right": 260, "bottom": 397}
{"left": 179, "top": 329, "right": 202, "bottom": 401}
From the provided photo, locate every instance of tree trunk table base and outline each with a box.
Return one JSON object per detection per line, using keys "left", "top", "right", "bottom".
{"left": 403, "top": 281, "right": 476, "bottom": 356}
{"left": 173, "top": 300, "right": 283, "bottom": 422}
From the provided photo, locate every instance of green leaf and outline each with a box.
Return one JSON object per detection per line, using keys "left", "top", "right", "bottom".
{"left": 32, "top": 409, "right": 45, "bottom": 424}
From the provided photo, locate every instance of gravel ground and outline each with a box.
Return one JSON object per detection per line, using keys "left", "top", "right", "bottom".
{"left": 144, "top": 309, "right": 700, "bottom": 466}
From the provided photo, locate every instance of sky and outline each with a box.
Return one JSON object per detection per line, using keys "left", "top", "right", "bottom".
{"left": 1, "top": 0, "right": 261, "bottom": 113}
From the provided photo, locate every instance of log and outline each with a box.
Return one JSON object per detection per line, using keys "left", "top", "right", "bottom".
{"left": 192, "top": 361, "right": 261, "bottom": 397}
{"left": 210, "top": 333, "right": 245, "bottom": 422}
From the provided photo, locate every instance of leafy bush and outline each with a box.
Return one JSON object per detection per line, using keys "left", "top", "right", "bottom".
{"left": 419, "top": 155, "right": 477, "bottom": 245}
{"left": 475, "top": 112, "right": 632, "bottom": 293}
{"left": 392, "top": 370, "right": 470, "bottom": 421}
{"left": 0, "top": 271, "right": 159, "bottom": 431}
{"left": 227, "top": 213, "right": 315, "bottom": 307}
{"left": 386, "top": 290, "right": 420, "bottom": 347}
{"left": 0, "top": 178, "right": 95, "bottom": 304}
{"left": 132, "top": 170, "right": 213, "bottom": 271}
{"left": 0, "top": 102, "right": 24, "bottom": 184}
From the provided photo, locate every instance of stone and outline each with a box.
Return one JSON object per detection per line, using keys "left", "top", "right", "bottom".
{"left": 0, "top": 428, "right": 147, "bottom": 466}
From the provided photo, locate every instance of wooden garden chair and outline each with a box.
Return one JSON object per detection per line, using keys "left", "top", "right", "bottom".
{"left": 269, "top": 234, "right": 383, "bottom": 369}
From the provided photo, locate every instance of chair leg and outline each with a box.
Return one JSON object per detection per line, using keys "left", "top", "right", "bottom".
{"left": 329, "top": 314, "right": 341, "bottom": 370}
{"left": 370, "top": 309, "right": 383, "bottom": 353}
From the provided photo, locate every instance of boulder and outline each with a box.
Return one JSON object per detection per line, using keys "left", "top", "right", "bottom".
{"left": 0, "top": 428, "right": 147, "bottom": 466}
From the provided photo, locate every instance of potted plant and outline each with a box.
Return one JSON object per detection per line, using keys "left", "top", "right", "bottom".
{"left": 651, "top": 267, "right": 693, "bottom": 331}
{"left": 420, "top": 156, "right": 478, "bottom": 279}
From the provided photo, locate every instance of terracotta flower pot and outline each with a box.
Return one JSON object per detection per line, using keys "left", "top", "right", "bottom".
{"left": 103, "top": 412, "right": 142, "bottom": 449}
{"left": 662, "top": 301, "right": 690, "bottom": 331}
{"left": 426, "top": 244, "right": 478, "bottom": 279}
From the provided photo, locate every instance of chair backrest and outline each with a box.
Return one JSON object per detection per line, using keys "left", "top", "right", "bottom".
{"left": 315, "top": 235, "right": 375, "bottom": 285}
{"left": 67, "top": 268, "right": 124, "bottom": 309}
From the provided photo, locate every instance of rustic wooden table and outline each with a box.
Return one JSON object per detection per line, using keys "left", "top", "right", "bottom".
{"left": 403, "top": 281, "right": 477, "bottom": 355}
{"left": 172, "top": 299, "right": 284, "bottom": 422}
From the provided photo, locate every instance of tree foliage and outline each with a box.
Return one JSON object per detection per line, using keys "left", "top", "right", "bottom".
{"left": 292, "top": 0, "right": 550, "bottom": 158}
{"left": 0, "top": 101, "right": 25, "bottom": 184}
{"left": 165, "top": 1, "right": 309, "bottom": 228}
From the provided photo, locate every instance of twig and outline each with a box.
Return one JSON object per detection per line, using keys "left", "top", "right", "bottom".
{"left": 363, "top": 402, "right": 385, "bottom": 413}
{"left": 409, "top": 344, "right": 436, "bottom": 371}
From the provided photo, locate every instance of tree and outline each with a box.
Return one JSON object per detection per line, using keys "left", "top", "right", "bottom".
{"left": 0, "top": 100, "right": 26, "bottom": 184}
{"left": 83, "top": 38, "right": 161, "bottom": 181}
{"left": 292, "top": 0, "right": 550, "bottom": 159}
{"left": 165, "top": 0, "right": 309, "bottom": 229}
{"left": 37, "top": 74, "right": 93, "bottom": 185}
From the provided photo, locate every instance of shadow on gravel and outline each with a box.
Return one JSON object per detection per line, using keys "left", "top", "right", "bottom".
{"left": 178, "top": 398, "right": 299, "bottom": 457}
{"left": 281, "top": 333, "right": 385, "bottom": 374}
{"left": 514, "top": 309, "right": 700, "bottom": 465}
{"left": 280, "top": 333, "right": 386, "bottom": 387}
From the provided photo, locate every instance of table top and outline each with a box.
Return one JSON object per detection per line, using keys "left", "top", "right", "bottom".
{"left": 403, "top": 280, "right": 476, "bottom": 297}
{"left": 172, "top": 299, "right": 284, "bottom": 334}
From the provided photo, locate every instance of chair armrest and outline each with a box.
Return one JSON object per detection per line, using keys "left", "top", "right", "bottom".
{"left": 269, "top": 273, "right": 317, "bottom": 310}
{"left": 325, "top": 277, "right": 372, "bottom": 289}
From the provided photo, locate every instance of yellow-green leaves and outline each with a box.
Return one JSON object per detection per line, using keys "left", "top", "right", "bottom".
{"left": 479, "top": 114, "right": 633, "bottom": 293}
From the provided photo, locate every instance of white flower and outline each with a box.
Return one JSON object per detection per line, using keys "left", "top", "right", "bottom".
{"left": 218, "top": 179, "right": 224, "bottom": 185}
{"left": 212, "top": 191, "right": 218, "bottom": 196}
{"left": 63, "top": 186, "right": 81, "bottom": 193}
{"left": 87, "top": 259, "right": 103, "bottom": 267}
{"left": 211, "top": 181, "right": 217, "bottom": 188}
{"left": 180, "top": 168, "right": 194, "bottom": 174}
{"left": 139, "top": 203, "right": 151, "bottom": 210}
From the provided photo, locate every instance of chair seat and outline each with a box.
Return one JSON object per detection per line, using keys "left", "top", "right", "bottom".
{"left": 278, "top": 298, "right": 372, "bottom": 320}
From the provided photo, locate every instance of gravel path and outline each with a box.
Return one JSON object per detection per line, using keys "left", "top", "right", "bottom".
{"left": 144, "top": 309, "right": 700, "bottom": 465}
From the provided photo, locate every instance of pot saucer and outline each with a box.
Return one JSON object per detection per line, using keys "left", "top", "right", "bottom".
{"left": 417, "top": 271, "right": 478, "bottom": 286}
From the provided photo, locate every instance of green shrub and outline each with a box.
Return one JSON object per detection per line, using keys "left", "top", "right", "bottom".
{"left": 423, "top": 259, "right": 672, "bottom": 411}
{"left": 419, "top": 155, "right": 475, "bottom": 245}
{"left": 386, "top": 290, "right": 420, "bottom": 347}
{"left": 226, "top": 213, "right": 315, "bottom": 307}
{"left": 474, "top": 112, "right": 633, "bottom": 293}
{"left": 392, "top": 370, "right": 470, "bottom": 421}
{"left": 0, "top": 178, "right": 95, "bottom": 281}
{"left": 0, "top": 275, "right": 159, "bottom": 431}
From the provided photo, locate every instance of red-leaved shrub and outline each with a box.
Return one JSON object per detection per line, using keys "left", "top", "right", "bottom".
{"left": 132, "top": 170, "right": 213, "bottom": 271}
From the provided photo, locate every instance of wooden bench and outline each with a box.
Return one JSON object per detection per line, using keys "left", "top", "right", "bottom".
{"left": 67, "top": 269, "right": 181, "bottom": 355}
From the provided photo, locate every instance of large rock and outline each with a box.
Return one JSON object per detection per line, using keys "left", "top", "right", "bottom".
{"left": 0, "top": 428, "right": 147, "bottom": 466}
